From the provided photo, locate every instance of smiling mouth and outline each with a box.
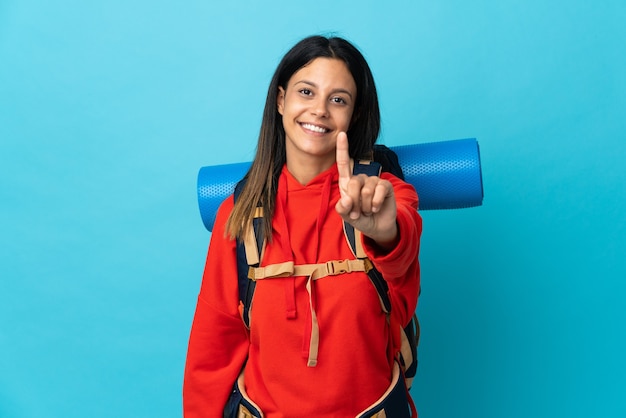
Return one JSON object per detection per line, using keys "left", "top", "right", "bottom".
{"left": 300, "top": 123, "right": 330, "bottom": 134}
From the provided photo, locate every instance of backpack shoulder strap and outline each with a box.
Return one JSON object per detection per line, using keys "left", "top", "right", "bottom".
{"left": 344, "top": 159, "right": 393, "bottom": 314}
{"left": 234, "top": 178, "right": 265, "bottom": 328}
{"left": 345, "top": 156, "right": 420, "bottom": 388}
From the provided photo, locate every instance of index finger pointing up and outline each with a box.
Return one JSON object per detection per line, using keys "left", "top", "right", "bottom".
{"left": 336, "top": 131, "right": 351, "bottom": 181}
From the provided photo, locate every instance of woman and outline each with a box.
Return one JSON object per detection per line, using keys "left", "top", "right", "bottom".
{"left": 184, "top": 35, "right": 422, "bottom": 417}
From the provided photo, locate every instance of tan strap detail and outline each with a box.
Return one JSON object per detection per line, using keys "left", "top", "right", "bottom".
{"left": 249, "top": 259, "right": 371, "bottom": 281}
{"left": 362, "top": 257, "right": 374, "bottom": 272}
{"left": 238, "top": 406, "right": 255, "bottom": 418}
{"left": 243, "top": 225, "right": 260, "bottom": 266}
{"left": 354, "top": 229, "right": 368, "bottom": 259}
{"left": 242, "top": 207, "right": 265, "bottom": 267}
{"left": 355, "top": 361, "right": 401, "bottom": 417}
{"left": 236, "top": 368, "right": 265, "bottom": 417}
{"left": 305, "top": 259, "right": 370, "bottom": 280}
{"left": 248, "top": 261, "right": 295, "bottom": 280}
{"left": 399, "top": 325, "right": 414, "bottom": 373}
{"left": 356, "top": 158, "right": 381, "bottom": 170}
{"left": 306, "top": 276, "right": 319, "bottom": 367}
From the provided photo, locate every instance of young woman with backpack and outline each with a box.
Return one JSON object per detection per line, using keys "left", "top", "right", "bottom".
{"left": 183, "top": 34, "right": 422, "bottom": 417}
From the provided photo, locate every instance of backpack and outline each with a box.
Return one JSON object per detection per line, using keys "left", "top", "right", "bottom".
{"left": 233, "top": 144, "right": 420, "bottom": 389}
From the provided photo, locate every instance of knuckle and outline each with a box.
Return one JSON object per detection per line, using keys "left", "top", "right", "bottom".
{"left": 361, "top": 186, "right": 374, "bottom": 198}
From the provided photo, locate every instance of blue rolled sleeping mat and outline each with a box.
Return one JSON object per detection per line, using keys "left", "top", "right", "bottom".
{"left": 197, "top": 138, "right": 484, "bottom": 232}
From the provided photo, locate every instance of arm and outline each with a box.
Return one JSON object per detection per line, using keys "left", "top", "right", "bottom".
{"left": 334, "top": 132, "right": 421, "bottom": 327}
{"left": 362, "top": 175, "right": 422, "bottom": 327}
{"left": 183, "top": 197, "right": 250, "bottom": 417}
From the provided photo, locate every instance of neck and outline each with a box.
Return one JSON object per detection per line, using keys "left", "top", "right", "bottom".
{"left": 286, "top": 157, "right": 335, "bottom": 185}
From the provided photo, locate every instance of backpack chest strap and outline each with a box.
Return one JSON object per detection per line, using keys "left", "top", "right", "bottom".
{"left": 248, "top": 258, "right": 373, "bottom": 281}
{"left": 247, "top": 257, "right": 374, "bottom": 368}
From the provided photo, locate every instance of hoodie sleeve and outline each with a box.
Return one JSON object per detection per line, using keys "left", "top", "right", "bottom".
{"left": 361, "top": 174, "right": 422, "bottom": 328}
{"left": 183, "top": 196, "right": 250, "bottom": 417}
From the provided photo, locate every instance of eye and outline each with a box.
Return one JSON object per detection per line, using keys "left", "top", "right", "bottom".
{"left": 331, "top": 96, "right": 347, "bottom": 105}
{"left": 299, "top": 88, "right": 313, "bottom": 96}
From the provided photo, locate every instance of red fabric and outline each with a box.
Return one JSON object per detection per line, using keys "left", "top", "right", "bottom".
{"left": 183, "top": 164, "right": 422, "bottom": 417}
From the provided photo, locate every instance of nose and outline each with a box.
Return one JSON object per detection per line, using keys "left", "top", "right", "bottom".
{"left": 311, "top": 97, "right": 329, "bottom": 118}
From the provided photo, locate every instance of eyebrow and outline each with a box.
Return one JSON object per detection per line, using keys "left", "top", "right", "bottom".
{"left": 295, "top": 80, "right": 354, "bottom": 100}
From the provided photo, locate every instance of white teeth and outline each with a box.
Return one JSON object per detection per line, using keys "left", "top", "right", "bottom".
{"left": 301, "top": 123, "right": 328, "bottom": 133}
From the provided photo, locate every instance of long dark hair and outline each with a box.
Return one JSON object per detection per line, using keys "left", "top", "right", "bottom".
{"left": 226, "top": 35, "right": 381, "bottom": 240}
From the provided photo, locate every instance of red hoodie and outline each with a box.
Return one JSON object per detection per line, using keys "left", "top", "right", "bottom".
{"left": 184, "top": 164, "right": 422, "bottom": 417}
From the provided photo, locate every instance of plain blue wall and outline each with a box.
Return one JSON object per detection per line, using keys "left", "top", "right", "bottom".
{"left": 1, "top": 1, "right": 625, "bottom": 417}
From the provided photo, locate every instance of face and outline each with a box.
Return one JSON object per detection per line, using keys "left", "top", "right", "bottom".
{"left": 277, "top": 57, "right": 357, "bottom": 172}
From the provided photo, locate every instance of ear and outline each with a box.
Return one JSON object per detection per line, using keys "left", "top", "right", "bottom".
{"left": 277, "top": 86, "right": 285, "bottom": 115}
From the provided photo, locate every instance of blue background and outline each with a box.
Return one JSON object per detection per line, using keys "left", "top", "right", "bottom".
{"left": 1, "top": 1, "right": 625, "bottom": 417}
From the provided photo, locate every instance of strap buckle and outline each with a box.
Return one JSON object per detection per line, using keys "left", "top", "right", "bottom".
{"left": 326, "top": 259, "right": 352, "bottom": 275}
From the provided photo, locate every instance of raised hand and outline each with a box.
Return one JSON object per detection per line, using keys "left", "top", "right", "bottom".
{"left": 335, "top": 132, "right": 399, "bottom": 249}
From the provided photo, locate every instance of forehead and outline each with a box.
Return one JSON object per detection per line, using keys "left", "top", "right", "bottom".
{"left": 288, "top": 57, "right": 356, "bottom": 92}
